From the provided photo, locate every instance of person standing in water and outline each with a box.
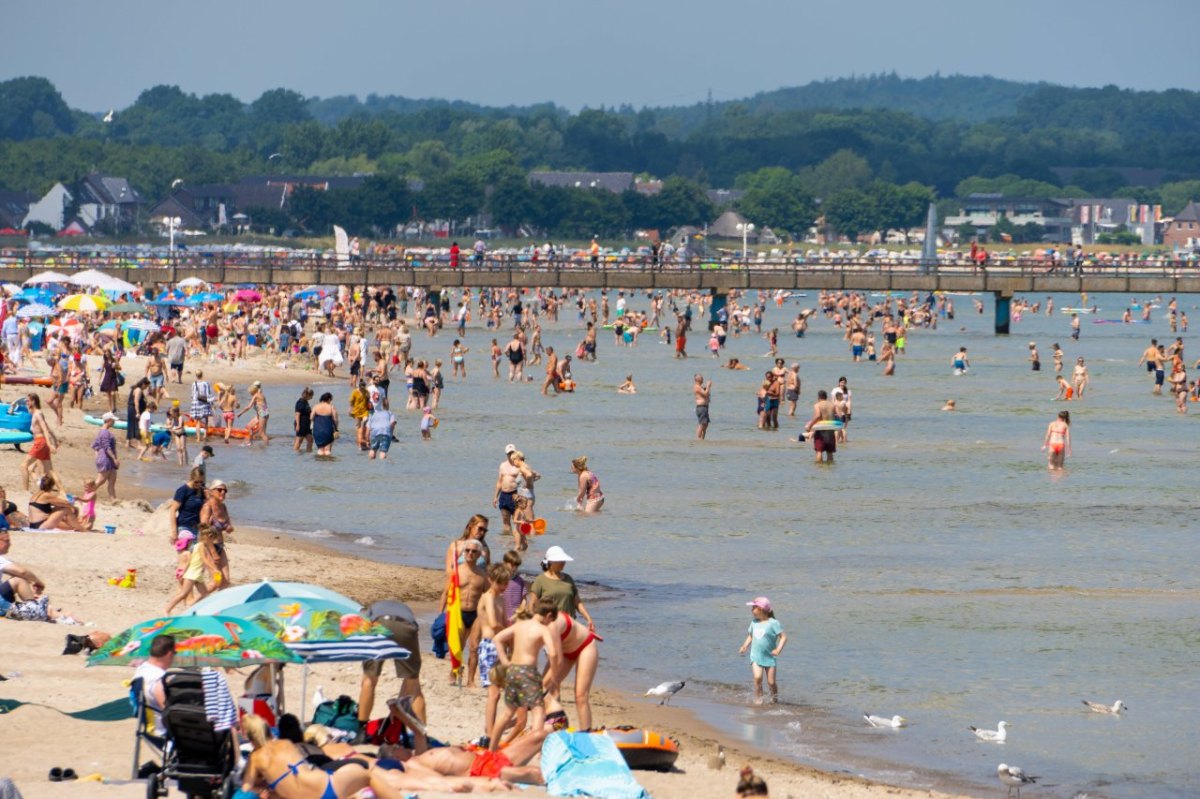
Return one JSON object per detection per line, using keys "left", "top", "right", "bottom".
{"left": 1042, "top": 410, "right": 1071, "bottom": 470}
{"left": 952, "top": 347, "right": 970, "bottom": 375}
{"left": 1029, "top": 342, "right": 1041, "bottom": 371}
{"left": 738, "top": 596, "right": 787, "bottom": 705}
{"left": 694, "top": 374, "right": 712, "bottom": 440}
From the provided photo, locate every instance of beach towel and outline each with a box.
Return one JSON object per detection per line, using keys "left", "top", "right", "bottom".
{"left": 201, "top": 668, "right": 238, "bottom": 732}
{"left": 0, "top": 696, "right": 133, "bottom": 722}
{"left": 541, "top": 731, "right": 649, "bottom": 799}
{"left": 430, "top": 612, "right": 447, "bottom": 659}
{"left": 444, "top": 570, "right": 465, "bottom": 676}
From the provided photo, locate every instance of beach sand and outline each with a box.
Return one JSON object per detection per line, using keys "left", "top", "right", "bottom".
{"left": 0, "top": 350, "right": 973, "bottom": 799}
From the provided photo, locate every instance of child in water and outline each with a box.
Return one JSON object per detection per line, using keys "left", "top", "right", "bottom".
{"left": 738, "top": 596, "right": 787, "bottom": 705}
{"left": 420, "top": 406, "right": 437, "bottom": 440}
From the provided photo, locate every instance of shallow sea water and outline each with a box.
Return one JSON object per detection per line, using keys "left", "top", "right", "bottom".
{"left": 139, "top": 290, "right": 1199, "bottom": 798}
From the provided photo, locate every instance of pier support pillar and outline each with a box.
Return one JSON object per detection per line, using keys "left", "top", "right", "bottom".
{"left": 994, "top": 291, "right": 1012, "bottom": 335}
{"left": 709, "top": 289, "right": 728, "bottom": 330}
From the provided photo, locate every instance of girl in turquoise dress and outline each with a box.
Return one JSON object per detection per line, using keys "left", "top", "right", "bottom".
{"left": 738, "top": 596, "right": 788, "bottom": 704}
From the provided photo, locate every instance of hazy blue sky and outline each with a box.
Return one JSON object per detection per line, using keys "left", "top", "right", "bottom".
{"left": 6, "top": 0, "right": 1199, "bottom": 111}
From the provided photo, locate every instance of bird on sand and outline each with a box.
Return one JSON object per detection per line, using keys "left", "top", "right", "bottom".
{"left": 997, "top": 763, "right": 1038, "bottom": 798}
{"left": 1082, "top": 699, "right": 1127, "bottom": 715}
{"left": 863, "top": 712, "right": 907, "bottom": 728}
{"left": 970, "top": 721, "right": 1010, "bottom": 742}
{"left": 645, "top": 680, "right": 686, "bottom": 705}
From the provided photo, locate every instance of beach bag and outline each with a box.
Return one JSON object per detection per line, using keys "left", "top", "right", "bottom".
{"left": 363, "top": 714, "right": 408, "bottom": 746}
{"left": 541, "top": 732, "right": 648, "bottom": 799}
{"left": 311, "top": 695, "right": 359, "bottom": 733}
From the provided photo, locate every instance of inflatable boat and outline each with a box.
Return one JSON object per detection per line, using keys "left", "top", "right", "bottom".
{"left": 0, "top": 428, "right": 34, "bottom": 446}
{"left": 1, "top": 375, "right": 53, "bottom": 386}
{"left": 83, "top": 415, "right": 198, "bottom": 437}
{"left": 595, "top": 727, "right": 680, "bottom": 771}
{"left": 0, "top": 402, "right": 33, "bottom": 432}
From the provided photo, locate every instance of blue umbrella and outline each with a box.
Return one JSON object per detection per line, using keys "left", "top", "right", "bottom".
{"left": 13, "top": 288, "right": 57, "bottom": 305}
{"left": 186, "top": 580, "right": 360, "bottom": 616}
{"left": 186, "top": 292, "right": 224, "bottom": 306}
{"left": 293, "top": 288, "right": 326, "bottom": 300}
{"left": 149, "top": 298, "right": 188, "bottom": 307}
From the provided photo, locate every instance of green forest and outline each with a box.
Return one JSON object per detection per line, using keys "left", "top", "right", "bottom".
{"left": 1, "top": 73, "right": 1199, "bottom": 239}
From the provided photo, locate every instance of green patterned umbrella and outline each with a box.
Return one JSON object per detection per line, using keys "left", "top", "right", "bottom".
{"left": 86, "top": 615, "right": 303, "bottom": 668}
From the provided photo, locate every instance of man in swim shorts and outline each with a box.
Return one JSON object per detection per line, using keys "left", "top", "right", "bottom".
{"left": 494, "top": 446, "right": 521, "bottom": 537}
{"left": 694, "top": 374, "right": 712, "bottom": 439}
{"left": 785, "top": 363, "right": 801, "bottom": 416}
{"left": 805, "top": 390, "right": 838, "bottom": 464}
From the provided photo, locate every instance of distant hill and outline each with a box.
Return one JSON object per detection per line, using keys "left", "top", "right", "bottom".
{"left": 678, "top": 73, "right": 1045, "bottom": 126}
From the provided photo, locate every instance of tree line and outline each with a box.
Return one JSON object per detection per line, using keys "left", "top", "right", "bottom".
{"left": 0, "top": 75, "right": 1198, "bottom": 240}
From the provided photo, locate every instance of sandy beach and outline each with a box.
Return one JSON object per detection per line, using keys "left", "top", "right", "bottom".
{"left": 0, "top": 348, "right": 975, "bottom": 799}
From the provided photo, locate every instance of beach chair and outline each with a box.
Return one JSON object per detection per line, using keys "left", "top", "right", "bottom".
{"left": 145, "top": 670, "right": 237, "bottom": 799}
{"left": 128, "top": 676, "right": 166, "bottom": 780}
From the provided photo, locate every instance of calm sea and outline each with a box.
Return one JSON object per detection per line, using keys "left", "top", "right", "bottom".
{"left": 139, "top": 290, "right": 1198, "bottom": 798}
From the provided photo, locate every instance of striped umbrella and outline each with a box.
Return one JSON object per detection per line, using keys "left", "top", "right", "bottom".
{"left": 58, "top": 293, "right": 111, "bottom": 312}
{"left": 15, "top": 303, "right": 55, "bottom": 318}
{"left": 47, "top": 318, "right": 81, "bottom": 336}
{"left": 124, "top": 318, "right": 161, "bottom": 333}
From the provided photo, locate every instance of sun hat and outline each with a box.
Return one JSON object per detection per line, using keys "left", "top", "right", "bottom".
{"left": 746, "top": 596, "right": 772, "bottom": 612}
{"left": 545, "top": 545, "right": 573, "bottom": 563}
{"left": 174, "top": 530, "right": 195, "bottom": 552}
{"left": 208, "top": 479, "right": 227, "bottom": 491}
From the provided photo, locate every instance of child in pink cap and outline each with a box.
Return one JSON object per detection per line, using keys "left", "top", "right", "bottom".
{"left": 738, "top": 596, "right": 787, "bottom": 704}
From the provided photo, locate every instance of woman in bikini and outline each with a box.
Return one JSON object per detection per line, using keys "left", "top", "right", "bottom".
{"left": 1042, "top": 410, "right": 1071, "bottom": 471}
{"left": 528, "top": 545, "right": 600, "bottom": 730}
{"left": 571, "top": 456, "right": 604, "bottom": 513}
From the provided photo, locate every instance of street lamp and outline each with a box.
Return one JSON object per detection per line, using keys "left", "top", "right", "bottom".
{"left": 736, "top": 222, "right": 755, "bottom": 265}
{"left": 163, "top": 216, "right": 182, "bottom": 254}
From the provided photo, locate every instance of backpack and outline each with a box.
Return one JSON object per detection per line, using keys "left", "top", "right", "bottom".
{"left": 311, "top": 695, "right": 360, "bottom": 733}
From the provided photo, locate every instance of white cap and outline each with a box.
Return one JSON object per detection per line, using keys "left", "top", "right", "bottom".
{"left": 544, "top": 545, "right": 573, "bottom": 563}
{"left": 101, "top": 412, "right": 119, "bottom": 422}
{"left": 504, "top": 443, "right": 517, "bottom": 454}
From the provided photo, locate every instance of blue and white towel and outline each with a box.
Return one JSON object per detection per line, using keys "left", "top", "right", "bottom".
{"left": 201, "top": 668, "right": 238, "bottom": 732}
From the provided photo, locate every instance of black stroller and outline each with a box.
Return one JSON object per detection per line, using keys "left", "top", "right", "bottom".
{"left": 137, "top": 669, "right": 237, "bottom": 799}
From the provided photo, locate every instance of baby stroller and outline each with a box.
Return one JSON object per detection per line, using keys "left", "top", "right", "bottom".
{"left": 144, "top": 670, "right": 237, "bottom": 799}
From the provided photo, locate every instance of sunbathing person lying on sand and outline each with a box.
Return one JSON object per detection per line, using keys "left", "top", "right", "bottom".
{"left": 372, "top": 699, "right": 546, "bottom": 792}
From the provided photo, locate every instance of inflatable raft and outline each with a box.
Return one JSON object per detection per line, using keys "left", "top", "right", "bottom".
{"left": 595, "top": 727, "right": 680, "bottom": 771}
{"left": 0, "top": 429, "right": 33, "bottom": 446}
{"left": 0, "top": 403, "right": 33, "bottom": 432}
{"left": 1, "top": 375, "right": 53, "bottom": 386}
{"left": 83, "top": 415, "right": 200, "bottom": 437}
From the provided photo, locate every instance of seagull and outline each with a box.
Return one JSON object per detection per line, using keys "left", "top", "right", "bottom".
{"left": 997, "top": 763, "right": 1038, "bottom": 798}
{"left": 1082, "top": 700, "right": 1127, "bottom": 715}
{"left": 645, "top": 680, "right": 685, "bottom": 705}
{"left": 970, "top": 721, "right": 1010, "bottom": 742}
{"left": 102, "top": 109, "right": 114, "bottom": 123}
{"left": 863, "top": 712, "right": 907, "bottom": 728}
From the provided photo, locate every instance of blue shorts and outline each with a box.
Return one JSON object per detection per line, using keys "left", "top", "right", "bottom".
{"left": 498, "top": 491, "right": 516, "bottom": 512}
{"left": 852, "top": 345, "right": 864, "bottom": 357}
{"left": 371, "top": 434, "right": 391, "bottom": 453}
{"left": 149, "top": 374, "right": 165, "bottom": 391}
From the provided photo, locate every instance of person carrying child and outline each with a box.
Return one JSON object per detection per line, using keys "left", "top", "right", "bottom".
{"left": 738, "top": 596, "right": 787, "bottom": 705}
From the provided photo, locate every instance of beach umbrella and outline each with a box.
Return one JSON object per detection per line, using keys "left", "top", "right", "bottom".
{"left": 293, "top": 288, "right": 326, "bottom": 300}
{"left": 24, "top": 271, "right": 72, "bottom": 285}
{"left": 15, "top": 303, "right": 55, "bottom": 318}
{"left": 2, "top": 283, "right": 22, "bottom": 296}
{"left": 177, "top": 277, "right": 208, "bottom": 289}
{"left": 13, "top": 288, "right": 58, "bottom": 304}
{"left": 47, "top": 318, "right": 80, "bottom": 336}
{"left": 58, "top": 293, "right": 111, "bottom": 312}
{"left": 215, "top": 598, "right": 384, "bottom": 645}
{"left": 69, "top": 269, "right": 116, "bottom": 288}
{"left": 186, "top": 292, "right": 224, "bottom": 306}
{"left": 98, "top": 320, "right": 120, "bottom": 332}
{"left": 86, "top": 615, "right": 303, "bottom": 668}
{"left": 187, "top": 579, "right": 361, "bottom": 616}
{"left": 149, "top": 298, "right": 188, "bottom": 308}
{"left": 234, "top": 289, "right": 262, "bottom": 303}
{"left": 124, "top": 318, "right": 160, "bottom": 333}
{"left": 158, "top": 289, "right": 186, "bottom": 301}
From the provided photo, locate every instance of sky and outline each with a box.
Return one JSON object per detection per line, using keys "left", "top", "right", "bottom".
{"left": 5, "top": 0, "right": 1199, "bottom": 112}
